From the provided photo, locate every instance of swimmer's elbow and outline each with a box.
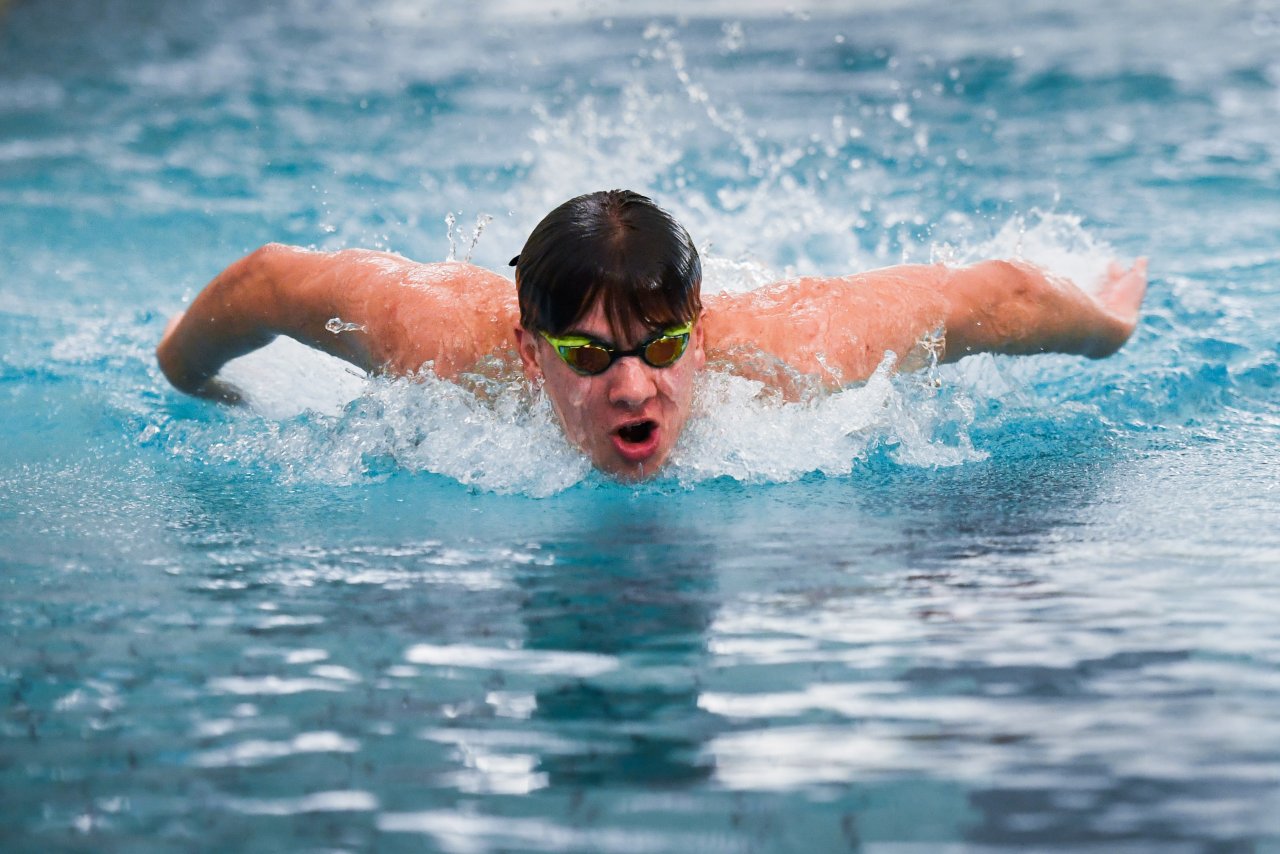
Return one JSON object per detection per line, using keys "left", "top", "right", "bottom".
{"left": 241, "top": 242, "right": 299, "bottom": 274}
{"left": 242, "top": 241, "right": 298, "bottom": 291}
{"left": 233, "top": 242, "right": 322, "bottom": 333}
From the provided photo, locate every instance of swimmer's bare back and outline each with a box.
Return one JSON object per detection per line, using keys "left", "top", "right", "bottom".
{"left": 157, "top": 243, "right": 1147, "bottom": 398}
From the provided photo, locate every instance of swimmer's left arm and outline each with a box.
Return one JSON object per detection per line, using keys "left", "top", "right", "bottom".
{"left": 703, "top": 258, "right": 1147, "bottom": 387}
{"left": 939, "top": 258, "right": 1148, "bottom": 362}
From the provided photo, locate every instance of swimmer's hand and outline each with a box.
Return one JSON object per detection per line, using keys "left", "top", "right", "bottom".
{"left": 1091, "top": 258, "right": 1149, "bottom": 353}
{"left": 189, "top": 377, "right": 247, "bottom": 405}
{"left": 156, "top": 311, "right": 247, "bottom": 405}
{"left": 941, "top": 257, "right": 1149, "bottom": 362}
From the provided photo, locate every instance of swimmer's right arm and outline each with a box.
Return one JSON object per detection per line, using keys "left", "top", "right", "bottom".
{"left": 157, "top": 245, "right": 293, "bottom": 398}
{"left": 156, "top": 244, "right": 518, "bottom": 397}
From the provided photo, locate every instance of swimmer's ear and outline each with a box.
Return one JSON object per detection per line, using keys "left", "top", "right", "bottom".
{"left": 513, "top": 326, "right": 542, "bottom": 382}
{"left": 690, "top": 318, "right": 706, "bottom": 370}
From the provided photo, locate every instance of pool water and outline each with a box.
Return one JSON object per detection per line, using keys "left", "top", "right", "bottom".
{"left": 3, "top": 0, "right": 1279, "bottom": 850}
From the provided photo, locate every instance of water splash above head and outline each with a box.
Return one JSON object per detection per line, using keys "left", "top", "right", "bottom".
{"left": 444, "top": 212, "right": 495, "bottom": 263}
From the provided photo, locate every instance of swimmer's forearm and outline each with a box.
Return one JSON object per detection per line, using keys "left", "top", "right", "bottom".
{"left": 940, "top": 259, "right": 1144, "bottom": 362}
{"left": 156, "top": 247, "right": 283, "bottom": 394}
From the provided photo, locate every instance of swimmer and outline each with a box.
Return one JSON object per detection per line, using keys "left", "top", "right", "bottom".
{"left": 157, "top": 189, "right": 1147, "bottom": 480}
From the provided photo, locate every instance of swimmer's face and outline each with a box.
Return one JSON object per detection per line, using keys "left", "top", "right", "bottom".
{"left": 516, "top": 301, "right": 705, "bottom": 480}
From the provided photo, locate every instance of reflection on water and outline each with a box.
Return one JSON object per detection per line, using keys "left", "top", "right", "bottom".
{"left": 519, "top": 517, "right": 718, "bottom": 788}
{"left": 4, "top": 439, "right": 1280, "bottom": 850}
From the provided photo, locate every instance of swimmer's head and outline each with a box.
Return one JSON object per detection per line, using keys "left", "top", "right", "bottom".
{"left": 512, "top": 190, "right": 702, "bottom": 336}
{"left": 512, "top": 191, "right": 706, "bottom": 480}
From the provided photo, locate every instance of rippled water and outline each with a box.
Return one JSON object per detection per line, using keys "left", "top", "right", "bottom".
{"left": 2, "top": 0, "right": 1279, "bottom": 850}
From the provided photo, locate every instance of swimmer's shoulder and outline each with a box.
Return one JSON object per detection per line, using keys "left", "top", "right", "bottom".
{"left": 267, "top": 245, "right": 512, "bottom": 299}
{"left": 260, "top": 245, "right": 519, "bottom": 377}
{"left": 699, "top": 267, "right": 951, "bottom": 386}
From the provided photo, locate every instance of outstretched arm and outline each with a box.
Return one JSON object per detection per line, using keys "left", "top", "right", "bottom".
{"left": 941, "top": 258, "right": 1147, "bottom": 362}
{"left": 156, "top": 244, "right": 518, "bottom": 398}
{"left": 701, "top": 258, "right": 1147, "bottom": 387}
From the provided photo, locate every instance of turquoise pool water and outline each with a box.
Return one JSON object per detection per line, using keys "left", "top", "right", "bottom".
{"left": 3, "top": 0, "right": 1279, "bottom": 850}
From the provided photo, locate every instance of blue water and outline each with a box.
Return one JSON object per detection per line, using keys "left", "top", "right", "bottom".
{"left": 3, "top": 0, "right": 1279, "bottom": 850}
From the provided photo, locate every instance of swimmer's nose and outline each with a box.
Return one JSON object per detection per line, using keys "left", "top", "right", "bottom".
{"left": 607, "top": 355, "right": 657, "bottom": 409}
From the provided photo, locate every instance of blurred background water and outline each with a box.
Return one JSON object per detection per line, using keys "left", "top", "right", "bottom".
{"left": 2, "top": 0, "right": 1278, "bottom": 850}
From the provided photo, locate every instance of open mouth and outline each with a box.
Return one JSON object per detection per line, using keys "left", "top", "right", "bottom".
{"left": 616, "top": 420, "right": 656, "bottom": 445}
{"left": 610, "top": 419, "right": 662, "bottom": 468}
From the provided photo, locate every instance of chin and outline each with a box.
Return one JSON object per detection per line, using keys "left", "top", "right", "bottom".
{"left": 595, "top": 449, "right": 669, "bottom": 482}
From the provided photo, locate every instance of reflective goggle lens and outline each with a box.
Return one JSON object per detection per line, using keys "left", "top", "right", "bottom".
{"left": 642, "top": 333, "right": 686, "bottom": 367}
{"left": 564, "top": 344, "right": 612, "bottom": 374}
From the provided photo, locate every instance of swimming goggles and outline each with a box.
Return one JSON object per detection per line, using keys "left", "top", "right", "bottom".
{"left": 540, "top": 322, "right": 693, "bottom": 376}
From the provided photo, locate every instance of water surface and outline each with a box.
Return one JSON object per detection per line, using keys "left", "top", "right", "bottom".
{"left": 2, "top": 0, "right": 1279, "bottom": 850}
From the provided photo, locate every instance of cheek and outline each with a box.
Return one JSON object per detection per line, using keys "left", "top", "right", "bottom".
{"left": 542, "top": 372, "right": 604, "bottom": 443}
{"left": 653, "top": 363, "right": 697, "bottom": 408}
{"left": 554, "top": 376, "right": 591, "bottom": 412}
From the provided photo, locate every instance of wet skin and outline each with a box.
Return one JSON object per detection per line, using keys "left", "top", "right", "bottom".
{"left": 515, "top": 302, "right": 706, "bottom": 480}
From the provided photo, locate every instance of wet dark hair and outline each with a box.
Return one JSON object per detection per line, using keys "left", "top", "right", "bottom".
{"left": 512, "top": 190, "right": 702, "bottom": 337}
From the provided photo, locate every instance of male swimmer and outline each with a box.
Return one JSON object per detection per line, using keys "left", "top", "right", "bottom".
{"left": 157, "top": 189, "right": 1147, "bottom": 480}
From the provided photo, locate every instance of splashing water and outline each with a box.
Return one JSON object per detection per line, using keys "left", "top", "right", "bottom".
{"left": 164, "top": 353, "right": 591, "bottom": 497}
{"left": 325, "top": 317, "right": 366, "bottom": 334}
{"left": 171, "top": 324, "right": 991, "bottom": 496}
{"left": 444, "top": 212, "right": 496, "bottom": 263}
{"left": 670, "top": 358, "right": 984, "bottom": 486}
{"left": 959, "top": 209, "right": 1116, "bottom": 295}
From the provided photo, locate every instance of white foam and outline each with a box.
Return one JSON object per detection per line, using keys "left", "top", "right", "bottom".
{"left": 180, "top": 335, "right": 985, "bottom": 495}
{"left": 669, "top": 358, "right": 986, "bottom": 485}
{"left": 185, "top": 341, "right": 590, "bottom": 496}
